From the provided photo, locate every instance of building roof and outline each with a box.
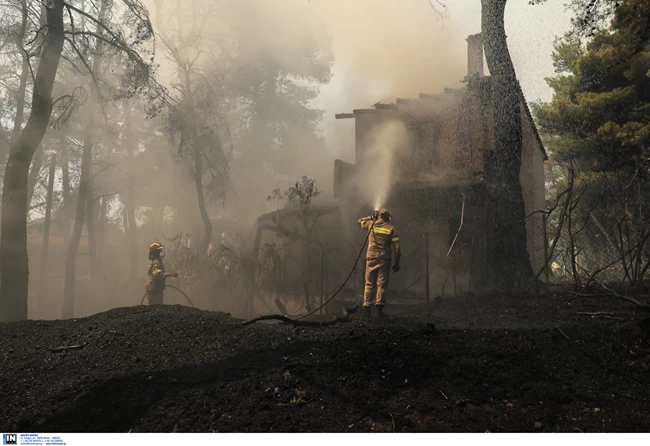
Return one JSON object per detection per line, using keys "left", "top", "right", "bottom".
{"left": 335, "top": 76, "right": 548, "bottom": 161}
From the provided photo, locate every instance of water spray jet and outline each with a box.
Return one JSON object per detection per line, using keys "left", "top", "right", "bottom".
{"left": 362, "top": 120, "right": 409, "bottom": 214}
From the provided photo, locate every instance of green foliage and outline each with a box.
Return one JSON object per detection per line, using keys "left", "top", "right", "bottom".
{"left": 268, "top": 176, "right": 322, "bottom": 231}
{"left": 531, "top": 0, "right": 646, "bottom": 39}
{"left": 269, "top": 176, "right": 321, "bottom": 211}
{"left": 551, "top": 33, "right": 584, "bottom": 74}
{"left": 164, "top": 81, "right": 232, "bottom": 205}
{"left": 534, "top": 0, "right": 650, "bottom": 285}
{"left": 534, "top": 0, "right": 650, "bottom": 176}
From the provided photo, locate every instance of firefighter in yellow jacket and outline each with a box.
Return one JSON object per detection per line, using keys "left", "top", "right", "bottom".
{"left": 145, "top": 242, "right": 178, "bottom": 305}
{"left": 358, "top": 208, "right": 401, "bottom": 317}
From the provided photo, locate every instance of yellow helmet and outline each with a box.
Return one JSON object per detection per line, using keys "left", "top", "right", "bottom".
{"left": 149, "top": 242, "right": 164, "bottom": 253}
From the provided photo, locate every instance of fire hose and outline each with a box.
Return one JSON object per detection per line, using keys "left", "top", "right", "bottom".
{"left": 137, "top": 213, "right": 407, "bottom": 320}
{"left": 244, "top": 213, "right": 420, "bottom": 325}
{"left": 293, "top": 217, "right": 376, "bottom": 320}
{"left": 139, "top": 283, "right": 195, "bottom": 308}
{"left": 295, "top": 213, "right": 426, "bottom": 316}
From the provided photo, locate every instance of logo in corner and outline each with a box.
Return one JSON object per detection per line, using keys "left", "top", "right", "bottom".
{"left": 2, "top": 434, "right": 17, "bottom": 445}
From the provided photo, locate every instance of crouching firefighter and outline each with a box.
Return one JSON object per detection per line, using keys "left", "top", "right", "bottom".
{"left": 358, "top": 208, "right": 401, "bottom": 317}
{"left": 145, "top": 242, "right": 178, "bottom": 305}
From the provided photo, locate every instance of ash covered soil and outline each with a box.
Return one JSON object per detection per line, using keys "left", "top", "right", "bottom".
{"left": 2, "top": 294, "right": 650, "bottom": 433}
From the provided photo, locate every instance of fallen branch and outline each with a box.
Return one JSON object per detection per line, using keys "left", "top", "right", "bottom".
{"left": 599, "top": 283, "right": 650, "bottom": 312}
{"left": 242, "top": 306, "right": 359, "bottom": 326}
{"left": 576, "top": 312, "right": 626, "bottom": 321}
{"left": 130, "top": 310, "right": 150, "bottom": 315}
{"left": 570, "top": 291, "right": 610, "bottom": 298}
{"left": 556, "top": 327, "right": 570, "bottom": 341}
{"left": 51, "top": 344, "right": 83, "bottom": 353}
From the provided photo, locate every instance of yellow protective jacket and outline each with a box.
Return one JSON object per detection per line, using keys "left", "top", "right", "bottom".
{"left": 358, "top": 216, "right": 401, "bottom": 262}
{"left": 145, "top": 259, "right": 166, "bottom": 292}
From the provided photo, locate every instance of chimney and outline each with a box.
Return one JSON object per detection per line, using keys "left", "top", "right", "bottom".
{"left": 466, "top": 33, "right": 484, "bottom": 77}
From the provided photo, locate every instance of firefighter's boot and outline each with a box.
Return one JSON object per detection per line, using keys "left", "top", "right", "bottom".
{"left": 364, "top": 306, "right": 372, "bottom": 318}
{"left": 377, "top": 305, "right": 386, "bottom": 318}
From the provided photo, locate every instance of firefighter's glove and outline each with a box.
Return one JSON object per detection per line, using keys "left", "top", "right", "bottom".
{"left": 392, "top": 263, "right": 400, "bottom": 273}
{"left": 372, "top": 210, "right": 379, "bottom": 220}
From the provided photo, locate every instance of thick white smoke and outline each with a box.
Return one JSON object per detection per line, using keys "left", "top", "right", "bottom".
{"left": 359, "top": 120, "right": 410, "bottom": 210}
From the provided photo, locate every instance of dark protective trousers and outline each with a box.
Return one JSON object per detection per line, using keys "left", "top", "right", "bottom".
{"left": 146, "top": 289, "right": 164, "bottom": 305}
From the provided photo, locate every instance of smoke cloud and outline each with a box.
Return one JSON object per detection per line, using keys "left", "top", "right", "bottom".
{"left": 20, "top": 0, "right": 473, "bottom": 320}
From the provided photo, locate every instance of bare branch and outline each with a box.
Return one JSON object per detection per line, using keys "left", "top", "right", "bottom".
{"left": 427, "top": 0, "right": 448, "bottom": 21}
{"left": 63, "top": 2, "right": 116, "bottom": 40}
{"left": 598, "top": 283, "right": 650, "bottom": 312}
{"left": 64, "top": 36, "right": 101, "bottom": 92}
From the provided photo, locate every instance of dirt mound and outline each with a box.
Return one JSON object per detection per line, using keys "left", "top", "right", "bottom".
{"left": 1, "top": 296, "right": 649, "bottom": 432}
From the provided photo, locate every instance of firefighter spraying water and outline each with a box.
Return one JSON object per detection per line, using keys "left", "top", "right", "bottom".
{"left": 358, "top": 208, "right": 401, "bottom": 317}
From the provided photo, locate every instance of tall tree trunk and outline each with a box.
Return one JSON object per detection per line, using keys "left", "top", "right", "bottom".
{"left": 185, "top": 68, "right": 212, "bottom": 255}
{"left": 193, "top": 149, "right": 212, "bottom": 254}
{"left": 86, "top": 178, "right": 99, "bottom": 282}
{"left": 481, "top": 0, "right": 534, "bottom": 290}
{"left": 304, "top": 248, "right": 311, "bottom": 312}
{"left": 123, "top": 210, "right": 129, "bottom": 246}
{"left": 97, "top": 195, "right": 107, "bottom": 272}
{"left": 27, "top": 145, "right": 44, "bottom": 205}
{"left": 9, "top": 0, "right": 29, "bottom": 148}
{"left": 62, "top": 0, "right": 109, "bottom": 318}
{"left": 25, "top": 0, "right": 47, "bottom": 210}
{"left": 61, "top": 141, "right": 71, "bottom": 248}
{"left": 124, "top": 105, "right": 138, "bottom": 280}
{"left": 0, "top": 0, "right": 64, "bottom": 322}
{"left": 63, "top": 110, "right": 94, "bottom": 319}
{"left": 155, "top": 0, "right": 213, "bottom": 255}
{"left": 38, "top": 155, "right": 57, "bottom": 307}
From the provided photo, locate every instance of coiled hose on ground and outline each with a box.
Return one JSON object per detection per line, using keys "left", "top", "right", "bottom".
{"left": 243, "top": 219, "right": 376, "bottom": 325}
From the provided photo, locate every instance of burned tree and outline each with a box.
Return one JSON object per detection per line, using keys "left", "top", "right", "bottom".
{"left": 268, "top": 176, "right": 323, "bottom": 312}
{"left": 481, "top": 0, "right": 535, "bottom": 290}
{"left": 123, "top": 103, "right": 139, "bottom": 280}
{"left": 62, "top": 0, "right": 161, "bottom": 319}
{"left": 154, "top": 0, "right": 232, "bottom": 255}
{"left": 165, "top": 89, "right": 231, "bottom": 255}
{"left": 0, "top": 0, "right": 160, "bottom": 322}
{"left": 0, "top": 1, "right": 65, "bottom": 322}
{"left": 37, "top": 154, "right": 57, "bottom": 302}
{"left": 534, "top": 0, "right": 650, "bottom": 289}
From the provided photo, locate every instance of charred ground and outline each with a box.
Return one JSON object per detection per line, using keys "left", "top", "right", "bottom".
{"left": 1, "top": 294, "right": 649, "bottom": 433}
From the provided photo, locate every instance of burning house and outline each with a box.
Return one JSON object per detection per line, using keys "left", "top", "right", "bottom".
{"left": 333, "top": 33, "right": 548, "bottom": 297}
